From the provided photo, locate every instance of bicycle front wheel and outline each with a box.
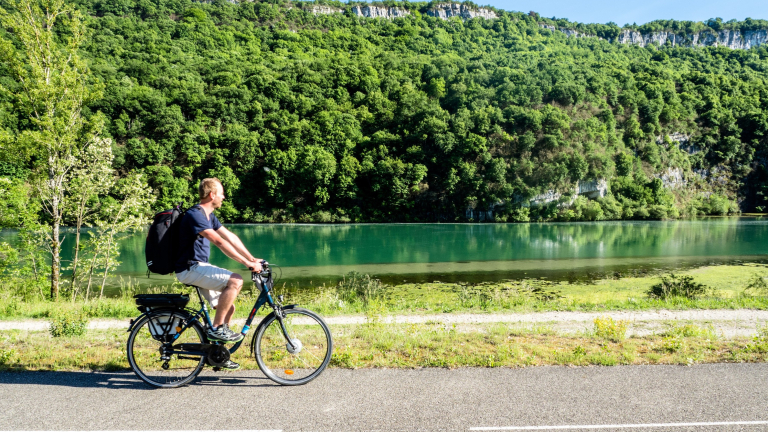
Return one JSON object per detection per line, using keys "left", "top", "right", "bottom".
{"left": 253, "top": 307, "right": 333, "bottom": 385}
{"left": 127, "top": 310, "right": 206, "bottom": 388}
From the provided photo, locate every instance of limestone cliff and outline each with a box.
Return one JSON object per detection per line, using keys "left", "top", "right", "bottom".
{"left": 540, "top": 24, "right": 768, "bottom": 50}
{"left": 615, "top": 28, "right": 768, "bottom": 49}
{"left": 426, "top": 3, "right": 497, "bottom": 20}
{"left": 309, "top": 5, "right": 341, "bottom": 15}
{"left": 349, "top": 5, "right": 410, "bottom": 19}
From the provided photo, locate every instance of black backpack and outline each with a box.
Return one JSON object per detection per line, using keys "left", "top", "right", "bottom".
{"left": 145, "top": 205, "right": 185, "bottom": 275}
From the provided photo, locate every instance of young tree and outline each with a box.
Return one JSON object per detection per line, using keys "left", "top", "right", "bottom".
{"left": 0, "top": 0, "right": 104, "bottom": 299}
{"left": 78, "top": 171, "right": 153, "bottom": 299}
{"left": 64, "top": 139, "right": 114, "bottom": 300}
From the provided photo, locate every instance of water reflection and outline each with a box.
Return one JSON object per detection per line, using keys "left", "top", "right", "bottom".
{"left": 2, "top": 218, "right": 767, "bottom": 286}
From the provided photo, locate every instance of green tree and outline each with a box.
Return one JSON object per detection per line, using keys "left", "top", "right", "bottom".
{"left": 0, "top": 0, "right": 103, "bottom": 299}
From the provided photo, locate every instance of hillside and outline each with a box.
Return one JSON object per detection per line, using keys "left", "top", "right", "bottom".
{"left": 2, "top": 0, "right": 768, "bottom": 222}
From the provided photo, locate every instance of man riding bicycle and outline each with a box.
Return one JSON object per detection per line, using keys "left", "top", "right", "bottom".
{"left": 175, "top": 178, "right": 262, "bottom": 367}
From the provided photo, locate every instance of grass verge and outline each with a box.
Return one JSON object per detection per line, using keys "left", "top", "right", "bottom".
{"left": 1, "top": 322, "right": 767, "bottom": 372}
{"left": 2, "top": 264, "right": 768, "bottom": 320}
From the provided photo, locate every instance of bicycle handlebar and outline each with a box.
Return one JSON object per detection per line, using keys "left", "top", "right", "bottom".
{"left": 248, "top": 260, "right": 269, "bottom": 273}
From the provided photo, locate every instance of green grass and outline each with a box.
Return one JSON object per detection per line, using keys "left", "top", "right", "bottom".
{"left": 1, "top": 321, "right": 767, "bottom": 371}
{"left": 2, "top": 264, "right": 768, "bottom": 320}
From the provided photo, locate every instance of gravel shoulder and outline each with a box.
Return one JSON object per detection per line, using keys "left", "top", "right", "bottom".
{"left": 3, "top": 309, "right": 768, "bottom": 337}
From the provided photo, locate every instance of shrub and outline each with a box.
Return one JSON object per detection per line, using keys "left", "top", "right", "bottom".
{"left": 336, "top": 272, "right": 384, "bottom": 305}
{"left": 49, "top": 312, "right": 89, "bottom": 337}
{"left": 593, "top": 316, "right": 628, "bottom": 342}
{"left": 647, "top": 273, "right": 709, "bottom": 300}
{"left": 662, "top": 323, "right": 715, "bottom": 339}
{"left": 744, "top": 273, "right": 768, "bottom": 296}
{"left": 660, "top": 336, "right": 684, "bottom": 353}
{"left": 0, "top": 348, "right": 15, "bottom": 365}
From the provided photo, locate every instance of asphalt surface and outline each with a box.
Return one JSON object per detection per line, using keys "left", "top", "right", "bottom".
{"left": 1, "top": 364, "right": 768, "bottom": 431}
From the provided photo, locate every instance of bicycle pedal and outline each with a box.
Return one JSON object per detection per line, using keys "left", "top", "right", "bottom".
{"left": 212, "top": 367, "right": 222, "bottom": 372}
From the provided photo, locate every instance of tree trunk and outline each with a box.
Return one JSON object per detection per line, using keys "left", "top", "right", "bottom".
{"left": 50, "top": 200, "right": 61, "bottom": 301}
{"left": 70, "top": 208, "right": 85, "bottom": 301}
{"left": 85, "top": 250, "right": 99, "bottom": 301}
{"left": 98, "top": 233, "right": 114, "bottom": 299}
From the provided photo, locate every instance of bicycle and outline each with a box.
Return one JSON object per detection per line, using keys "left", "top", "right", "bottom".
{"left": 126, "top": 261, "right": 333, "bottom": 388}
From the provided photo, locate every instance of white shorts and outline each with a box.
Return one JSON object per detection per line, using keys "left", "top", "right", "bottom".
{"left": 176, "top": 262, "right": 233, "bottom": 308}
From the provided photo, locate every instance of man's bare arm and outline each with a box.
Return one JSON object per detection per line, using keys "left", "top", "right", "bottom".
{"left": 216, "top": 227, "right": 259, "bottom": 262}
{"left": 199, "top": 229, "right": 255, "bottom": 268}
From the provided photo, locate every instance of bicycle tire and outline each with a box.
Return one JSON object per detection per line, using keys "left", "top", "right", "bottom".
{"left": 127, "top": 310, "right": 206, "bottom": 388}
{"left": 252, "top": 307, "right": 333, "bottom": 385}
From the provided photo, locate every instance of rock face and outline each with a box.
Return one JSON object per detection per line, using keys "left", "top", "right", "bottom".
{"left": 577, "top": 178, "right": 608, "bottom": 199}
{"left": 426, "top": 3, "right": 497, "bottom": 20}
{"left": 541, "top": 23, "right": 768, "bottom": 50}
{"left": 657, "top": 132, "right": 701, "bottom": 154}
{"left": 528, "top": 190, "right": 565, "bottom": 207}
{"left": 616, "top": 29, "right": 768, "bottom": 49}
{"left": 539, "top": 24, "right": 590, "bottom": 38}
{"left": 524, "top": 178, "right": 608, "bottom": 207}
{"left": 655, "top": 167, "right": 686, "bottom": 189}
{"left": 309, "top": 5, "right": 341, "bottom": 15}
{"left": 349, "top": 5, "right": 410, "bottom": 19}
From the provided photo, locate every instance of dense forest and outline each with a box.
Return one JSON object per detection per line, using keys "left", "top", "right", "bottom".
{"left": 2, "top": 0, "right": 768, "bottom": 223}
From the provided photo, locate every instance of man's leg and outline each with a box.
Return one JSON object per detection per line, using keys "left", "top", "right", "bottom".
{"left": 212, "top": 273, "right": 243, "bottom": 328}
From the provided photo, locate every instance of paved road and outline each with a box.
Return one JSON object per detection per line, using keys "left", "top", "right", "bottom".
{"left": 1, "top": 364, "right": 767, "bottom": 431}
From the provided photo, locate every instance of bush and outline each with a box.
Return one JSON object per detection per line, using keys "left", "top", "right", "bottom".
{"left": 647, "top": 274, "right": 710, "bottom": 300}
{"left": 743, "top": 273, "right": 768, "bottom": 296}
{"left": 49, "top": 312, "right": 89, "bottom": 337}
{"left": 593, "top": 316, "right": 628, "bottom": 342}
{"left": 662, "top": 323, "right": 716, "bottom": 339}
{"left": 0, "top": 348, "right": 15, "bottom": 365}
{"left": 336, "top": 272, "right": 384, "bottom": 305}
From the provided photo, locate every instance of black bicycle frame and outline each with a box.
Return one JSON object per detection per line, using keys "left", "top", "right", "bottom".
{"left": 168, "top": 270, "right": 283, "bottom": 355}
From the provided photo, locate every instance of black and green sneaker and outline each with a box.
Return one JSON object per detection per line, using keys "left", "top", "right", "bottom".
{"left": 221, "top": 360, "right": 240, "bottom": 370}
{"left": 206, "top": 324, "right": 244, "bottom": 343}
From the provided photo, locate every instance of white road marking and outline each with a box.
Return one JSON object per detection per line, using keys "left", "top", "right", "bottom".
{"left": 470, "top": 421, "right": 768, "bottom": 430}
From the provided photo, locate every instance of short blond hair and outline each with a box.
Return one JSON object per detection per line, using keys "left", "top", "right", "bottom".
{"left": 199, "top": 178, "right": 222, "bottom": 200}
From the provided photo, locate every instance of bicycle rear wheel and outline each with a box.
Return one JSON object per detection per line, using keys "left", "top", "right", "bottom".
{"left": 253, "top": 307, "right": 332, "bottom": 385}
{"left": 127, "top": 310, "right": 206, "bottom": 388}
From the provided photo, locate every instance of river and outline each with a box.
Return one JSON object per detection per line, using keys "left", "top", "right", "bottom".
{"left": 5, "top": 217, "right": 762, "bottom": 290}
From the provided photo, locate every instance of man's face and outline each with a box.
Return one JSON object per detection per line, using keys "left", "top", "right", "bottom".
{"left": 211, "top": 183, "right": 225, "bottom": 209}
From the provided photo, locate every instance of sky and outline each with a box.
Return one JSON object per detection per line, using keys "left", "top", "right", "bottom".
{"left": 482, "top": 0, "right": 768, "bottom": 26}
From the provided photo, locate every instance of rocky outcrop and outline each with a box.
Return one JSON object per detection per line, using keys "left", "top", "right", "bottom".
{"left": 577, "top": 178, "right": 608, "bottom": 199}
{"left": 541, "top": 23, "right": 768, "bottom": 50}
{"left": 349, "top": 5, "right": 409, "bottom": 19}
{"left": 309, "top": 5, "right": 341, "bottom": 15}
{"left": 655, "top": 167, "right": 686, "bottom": 189}
{"left": 465, "top": 200, "right": 503, "bottom": 221}
{"left": 539, "top": 24, "right": 591, "bottom": 38}
{"left": 426, "top": 3, "right": 497, "bottom": 20}
{"left": 528, "top": 190, "right": 565, "bottom": 207}
{"left": 524, "top": 178, "right": 608, "bottom": 207}
{"left": 616, "top": 29, "right": 768, "bottom": 49}
{"left": 657, "top": 132, "right": 700, "bottom": 154}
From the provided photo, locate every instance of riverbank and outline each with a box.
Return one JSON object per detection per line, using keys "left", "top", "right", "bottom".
{"left": 2, "top": 264, "right": 768, "bottom": 320}
{"left": 3, "top": 263, "right": 768, "bottom": 371}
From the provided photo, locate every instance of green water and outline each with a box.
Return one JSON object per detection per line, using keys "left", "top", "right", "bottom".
{"left": 4, "top": 218, "right": 767, "bottom": 287}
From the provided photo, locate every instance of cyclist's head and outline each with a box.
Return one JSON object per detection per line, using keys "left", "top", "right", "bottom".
{"left": 199, "top": 178, "right": 225, "bottom": 208}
